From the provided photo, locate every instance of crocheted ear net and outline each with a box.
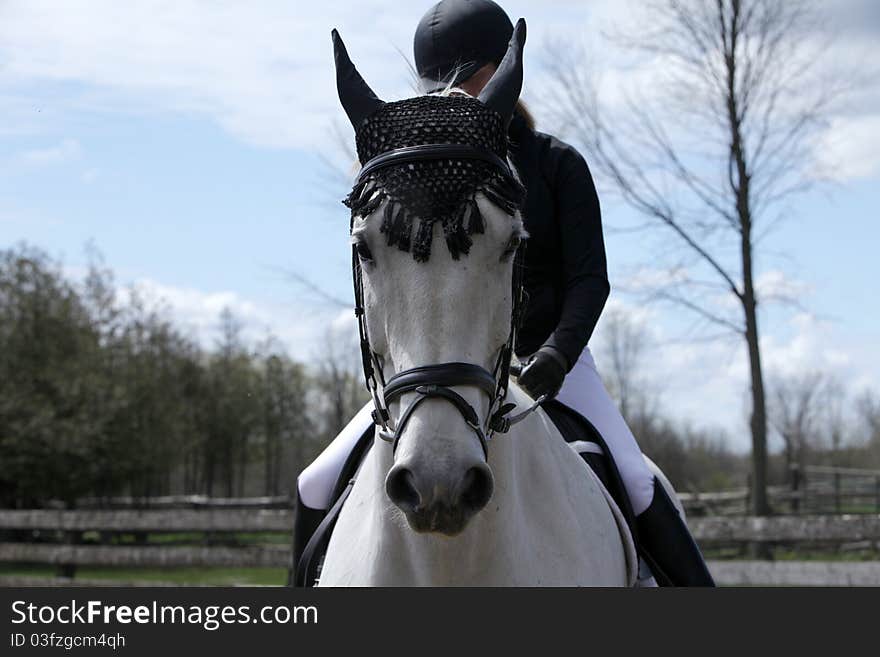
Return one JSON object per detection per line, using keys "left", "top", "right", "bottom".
{"left": 344, "top": 95, "right": 525, "bottom": 262}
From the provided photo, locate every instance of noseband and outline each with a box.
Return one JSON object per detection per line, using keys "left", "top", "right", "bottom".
{"left": 351, "top": 143, "right": 543, "bottom": 460}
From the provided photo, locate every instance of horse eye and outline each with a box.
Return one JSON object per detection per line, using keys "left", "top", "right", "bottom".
{"left": 355, "top": 240, "right": 374, "bottom": 263}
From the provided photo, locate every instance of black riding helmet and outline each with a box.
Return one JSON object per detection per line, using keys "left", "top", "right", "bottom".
{"left": 414, "top": 0, "right": 514, "bottom": 92}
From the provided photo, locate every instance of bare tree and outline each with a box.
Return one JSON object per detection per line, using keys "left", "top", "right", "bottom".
{"left": 314, "top": 325, "right": 370, "bottom": 440}
{"left": 821, "top": 377, "right": 847, "bottom": 458}
{"left": 542, "top": 0, "right": 846, "bottom": 514}
{"left": 857, "top": 390, "right": 880, "bottom": 446}
{"left": 854, "top": 389, "right": 880, "bottom": 469}
{"left": 768, "top": 371, "right": 827, "bottom": 480}
{"left": 599, "top": 308, "right": 649, "bottom": 422}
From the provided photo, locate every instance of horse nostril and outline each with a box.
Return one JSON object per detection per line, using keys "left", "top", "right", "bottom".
{"left": 459, "top": 464, "right": 494, "bottom": 512}
{"left": 386, "top": 465, "right": 421, "bottom": 512}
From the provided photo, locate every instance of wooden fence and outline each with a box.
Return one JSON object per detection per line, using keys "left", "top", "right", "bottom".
{"left": 1, "top": 504, "right": 879, "bottom": 586}
{"left": 679, "top": 465, "right": 880, "bottom": 516}
{"left": 0, "top": 506, "right": 295, "bottom": 587}
{"left": 40, "top": 495, "right": 294, "bottom": 510}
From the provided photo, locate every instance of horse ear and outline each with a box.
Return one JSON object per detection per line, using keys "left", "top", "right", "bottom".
{"left": 332, "top": 29, "right": 385, "bottom": 130}
{"left": 477, "top": 18, "right": 526, "bottom": 125}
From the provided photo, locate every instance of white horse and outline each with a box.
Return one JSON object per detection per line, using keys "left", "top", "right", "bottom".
{"left": 319, "top": 22, "right": 637, "bottom": 587}
{"left": 318, "top": 196, "right": 636, "bottom": 586}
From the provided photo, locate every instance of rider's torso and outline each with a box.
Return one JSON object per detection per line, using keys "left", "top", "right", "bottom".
{"left": 507, "top": 111, "right": 610, "bottom": 368}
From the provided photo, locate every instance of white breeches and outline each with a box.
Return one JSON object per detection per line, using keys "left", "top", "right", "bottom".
{"left": 297, "top": 347, "right": 655, "bottom": 515}
{"left": 555, "top": 347, "right": 654, "bottom": 515}
{"left": 297, "top": 403, "right": 375, "bottom": 510}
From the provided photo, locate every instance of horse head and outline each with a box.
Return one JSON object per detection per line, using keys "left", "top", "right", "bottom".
{"left": 333, "top": 20, "right": 527, "bottom": 536}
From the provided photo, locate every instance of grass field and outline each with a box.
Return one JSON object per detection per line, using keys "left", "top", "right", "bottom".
{"left": 0, "top": 563, "right": 288, "bottom": 586}
{"left": 702, "top": 546, "right": 880, "bottom": 561}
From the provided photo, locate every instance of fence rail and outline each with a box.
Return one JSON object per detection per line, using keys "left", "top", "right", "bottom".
{"left": 705, "top": 560, "right": 880, "bottom": 586}
{"left": 47, "top": 495, "right": 293, "bottom": 510}
{"left": 689, "top": 514, "right": 880, "bottom": 543}
{"left": 0, "top": 503, "right": 297, "bottom": 587}
{"left": 1, "top": 493, "right": 878, "bottom": 587}
{"left": 680, "top": 464, "right": 880, "bottom": 516}
{"left": 0, "top": 543, "right": 291, "bottom": 568}
{"left": 0, "top": 509, "right": 293, "bottom": 532}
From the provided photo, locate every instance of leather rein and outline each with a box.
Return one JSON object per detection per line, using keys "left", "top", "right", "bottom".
{"left": 350, "top": 143, "right": 544, "bottom": 460}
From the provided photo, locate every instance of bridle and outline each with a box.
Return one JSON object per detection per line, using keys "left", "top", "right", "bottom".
{"left": 350, "top": 143, "right": 544, "bottom": 461}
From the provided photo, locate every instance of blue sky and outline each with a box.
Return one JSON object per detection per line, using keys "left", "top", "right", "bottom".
{"left": 2, "top": 0, "right": 878, "bottom": 450}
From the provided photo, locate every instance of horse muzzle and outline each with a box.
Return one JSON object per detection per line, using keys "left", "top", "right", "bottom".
{"left": 385, "top": 460, "right": 494, "bottom": 536}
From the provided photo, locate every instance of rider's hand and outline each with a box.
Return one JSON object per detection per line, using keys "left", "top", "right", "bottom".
{"left": 518, "top": 345, "right": 568, "bottom": 400}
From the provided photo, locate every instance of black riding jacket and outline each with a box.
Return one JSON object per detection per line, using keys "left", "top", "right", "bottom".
{"left": 507, "top": 111, "right": 610, "bottom": 370}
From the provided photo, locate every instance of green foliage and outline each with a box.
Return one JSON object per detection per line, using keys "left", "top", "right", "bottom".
{"left": 0, "top": 246, "right": 105, "bottom": 503}
{"left": 0, "top": 244, "right": 333, "bottom": 506}
{"left": 629, "top": 412, "right": 748, "bottom": 492}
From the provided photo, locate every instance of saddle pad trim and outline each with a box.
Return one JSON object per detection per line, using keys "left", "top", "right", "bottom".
{"left": 568, "top": 440, "right": 604, "bottom": 455}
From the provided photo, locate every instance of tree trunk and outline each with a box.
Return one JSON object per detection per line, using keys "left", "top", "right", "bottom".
{"left": 740, "top": 214, "right": 769, "bottom": 515}
{"left": 744, "top": 295, "right": 770, "bottom": 515}
{"left": 726, "top": 4, "right": 769, "bottom": 516}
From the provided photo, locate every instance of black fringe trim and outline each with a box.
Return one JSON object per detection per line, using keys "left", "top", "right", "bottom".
{"left": 343, "top": 170, "right": 525, "bottom": 263}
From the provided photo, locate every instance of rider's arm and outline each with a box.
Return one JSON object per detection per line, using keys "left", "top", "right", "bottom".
{"left": 541, "top": 146, "right": 610, "bottom": 371}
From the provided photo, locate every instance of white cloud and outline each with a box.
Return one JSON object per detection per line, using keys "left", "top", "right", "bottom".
{"left": 601, "top": 295, "right": 656, "bottom": 327}
{"left": 755, "top": 270, "right": 812, "bottom": 303}
{"left": 5, "top": 0, "right": 873, "bottom": 191}
{"left": 0, "top": 0, "right": 622, "bottom": 150}
{"left": 0, "top": 1, "right": 387, "bottom": 149}
{"left": 814, "top": 115, "right": 880, "bottom": 182}
{"left": 330, "top": 306, "right": 358, "bottom": 335}
{"left": 590, "top": 298, "right": 879, "bottom": 452}
{"left": 118, "top": 276, "right": 349, "bottom": 362}
{"left": 617, "top": 266, "right": 690, "bottom": 292}
{"left": 535, "top": 1, "right": 880, "bottom": 187}
{"left": 760, "top": 313, "right": 853, "bottom": 380}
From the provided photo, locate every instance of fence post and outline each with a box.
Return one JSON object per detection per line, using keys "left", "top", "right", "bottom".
{"left": 834, "top": 471, "right": 841, "bottom": 513}
{"left": 802, "top": 467, "right": 809, "bottom": 513}
{"left": 745, "top": 472, "right": 752, "bottom": 517}
{"left": 56, "top": 531, "right": 79, "bottom": 580}
{"left": 875, "top": 475, "right": 879, "bottom": 513}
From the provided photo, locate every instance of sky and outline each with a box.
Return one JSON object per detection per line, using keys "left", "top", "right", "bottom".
{"left": 1, "top": 0, "right": 878, "bottom": 452}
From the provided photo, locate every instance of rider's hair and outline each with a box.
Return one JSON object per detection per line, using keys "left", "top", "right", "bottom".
{"left": 515, "top": 100, "right": 535, "bottom": 130}
{"left": 433, "top": 85, "right": 536, "bottom": 131}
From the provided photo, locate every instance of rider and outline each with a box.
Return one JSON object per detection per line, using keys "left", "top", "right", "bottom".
{"left": 296, "top": 0, "right": 714, "bottom": 586}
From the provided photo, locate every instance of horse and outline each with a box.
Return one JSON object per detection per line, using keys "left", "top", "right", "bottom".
{"left": 317, "top": 20, "right": 637, "bottom": 586}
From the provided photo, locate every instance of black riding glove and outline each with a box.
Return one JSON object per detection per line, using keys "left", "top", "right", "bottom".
{"left": 518, "top": 345, "right": 568, "bottom": 400}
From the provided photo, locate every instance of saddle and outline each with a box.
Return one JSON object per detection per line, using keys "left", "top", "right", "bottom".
{"left": 290, "top": 400, "right": 640, "bottom": 587}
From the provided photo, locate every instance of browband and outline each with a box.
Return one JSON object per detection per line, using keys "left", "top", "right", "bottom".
{"left": 383, "top": 362, "right": 498, "bottom": 404}
{"left": 356, "top": 144, "right": 512, "bottom": 185}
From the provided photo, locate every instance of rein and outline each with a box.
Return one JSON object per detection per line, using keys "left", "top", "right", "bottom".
{"left": 350, "top": 144, "right": 541, "bottom": 459}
